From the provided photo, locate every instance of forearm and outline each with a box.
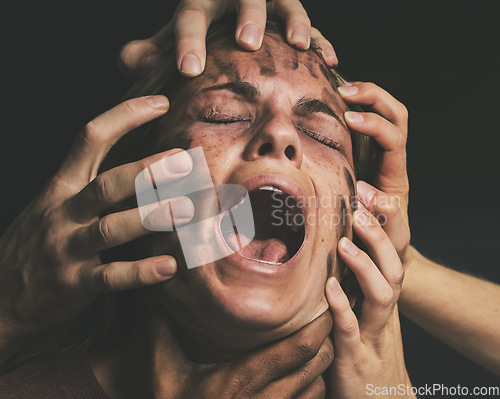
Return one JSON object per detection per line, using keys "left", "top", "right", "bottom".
{"left": 399, "top": 246, "right": 500, "bottom": 375}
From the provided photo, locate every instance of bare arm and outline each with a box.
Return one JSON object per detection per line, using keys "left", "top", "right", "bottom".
{"left": 400, "top": 246, "right": 500, "bottom": 375}
{"left": 342, "top": 83, "right": 500, "bottom": 376}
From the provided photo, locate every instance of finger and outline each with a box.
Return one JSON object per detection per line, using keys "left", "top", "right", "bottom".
{"left": 357, "top": 181, "right": 410, "bottom": 256}
{"left": 173, "top": 1, "right": 221, "bottom": 76}
{"left": 267, "top": 339, "right": 332, "bottom": 397}
{"left": 325, "top": 276, "right": 361, "bottom": 359}
{"left": 344, "top": 110, "right": 408, "bottom": 196}
{"left": 119, "top": 39, "right": 165, "bottom": 78}
{"left": 293, "top": 376, "right": 326, "bottom": 399}
{"left": 344, "top": 110, "right": 406, "bottom": 152}
{"left": 338, "top": 237, "right": 395, "bottom": 335}
{"left": 338, "top": 81, "right": 408, "bottom": 131}
{"left": 80, "top": 255, "right": 177, "bottom": 293}
{"left": 69, "top": 196, "right": 194, "bottom": 256}
{"left": 65, "top": 148, "right": 192, "bottom": 222}
{"left": 57, "top": 96, "right": 170, "bottom": 186}
{"left": 352, "top": 208, "right": 405, "bottom": 293}
{"left": 273, "top": 0, "right": 311, "bottom": 50}
{"left": 237, "top": 311, "right": 333, "bottom": 389}
{"left": 235, "top": 0, "right": 267, "bottom": 50}
{"left": 311, "top": 27, "right": 337, "bottom": 66}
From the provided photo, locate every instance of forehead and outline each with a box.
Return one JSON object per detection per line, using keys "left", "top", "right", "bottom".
{"left": 191, "top": 32, "right": 344, "bottom": 108}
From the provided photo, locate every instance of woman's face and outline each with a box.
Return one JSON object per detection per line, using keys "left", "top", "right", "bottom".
{"left": 146, "top": 32, "right": 356, "bottom": 350}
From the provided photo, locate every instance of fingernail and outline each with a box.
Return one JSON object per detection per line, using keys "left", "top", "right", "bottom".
{"left": 164, "top": 150, "right": 192, "bottom": 174}
{"left": 344, "top": 111, "right": 364, "bottom": 124}
{"left": 338, "top": 85, "right": 358, "bottom": 96}
{"left": 357, "top": 181, "right": 376, "bottom": 204}
{"left": 180, "top": 53, "right": 202, "bottom": 76}
{"left": 327, "top": 277, "right": 342, "bottom": 295}
{"left": 290, "top": 26, "right": 310, "bottom": 49}
{"left": 340, "top": 237, "right": 358, "bottom": 256}
{"left": 156, "top": 258, "right": 176, "bottom": 276}
{"left": 170, "top": 196, "right": 194, "bottom": 220}
{"left": 146, "top": 95, "right": 169, "bottom": 110}
{"left": 324, "top": 49, "right": 338, "bottom": 65}
{"left": 239, "top": 24, "right": 261, "bottom": 48}
{"left": 354, "top": 210, "right": 370, "bottom": 226}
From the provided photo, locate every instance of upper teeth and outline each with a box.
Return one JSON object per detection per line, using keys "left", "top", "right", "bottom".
{"left": 259, "top": 185, "right": 283, "bottom": 193}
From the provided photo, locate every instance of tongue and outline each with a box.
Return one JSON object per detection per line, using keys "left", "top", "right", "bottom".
{"left": 226, "top": 233, "right": 289, "bottom": 264}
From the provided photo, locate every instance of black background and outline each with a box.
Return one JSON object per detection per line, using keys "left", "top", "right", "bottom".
{"left": 1, "top": 0, "right": 499, "bottom": 389}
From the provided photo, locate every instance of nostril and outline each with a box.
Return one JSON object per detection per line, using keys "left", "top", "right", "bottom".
{"left": 284, "top": 145, "right": 295, "bottom": 160}
{"left": 258, "top": 143, "right": 273, "bottom": 156}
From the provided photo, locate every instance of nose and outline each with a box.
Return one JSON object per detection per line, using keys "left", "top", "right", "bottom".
{"left": 243, "top": 112, "right": 303, "bottom": 168}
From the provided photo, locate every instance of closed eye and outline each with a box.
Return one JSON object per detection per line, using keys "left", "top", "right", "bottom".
{"left": 201, "top": 108, "right": 251, "bottom": 124}
{"left": 202, "top": 115, "right": 251, "bottom": 124}
{"left": 297, "top": 125, "right": 342, "bottom": 151}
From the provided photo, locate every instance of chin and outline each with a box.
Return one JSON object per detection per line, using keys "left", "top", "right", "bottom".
{"left": 217, "top": 287, "right": 330, "bottom": 334}
{"left": 155, "top": 176, "right": 335, "bottom": 347}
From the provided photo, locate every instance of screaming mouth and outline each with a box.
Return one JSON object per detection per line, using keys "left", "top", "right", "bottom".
{"left": 220, "top": 186, "right": 306, "bottom": 265}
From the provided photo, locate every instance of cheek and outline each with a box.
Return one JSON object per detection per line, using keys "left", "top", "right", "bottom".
{"left": 189, "top": 130, "right": 245, "bottom": 183}
{"left": 305, "top": 155, "right": 354, "bottom": 241}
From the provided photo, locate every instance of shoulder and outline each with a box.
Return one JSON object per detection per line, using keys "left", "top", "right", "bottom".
{"left": 0, "top": 354, "right": 109, "bottom": 399}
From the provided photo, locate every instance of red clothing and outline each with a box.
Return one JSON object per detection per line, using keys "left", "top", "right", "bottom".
{"left": 0, "top": 354, "right": 109, "bottom": 399}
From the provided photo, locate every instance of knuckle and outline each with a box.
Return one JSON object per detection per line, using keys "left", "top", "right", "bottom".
{"left": 296, "top": 337, "right": 317, "bottom": 359}
{"left": 97, "top": 265, "right": 113, "bottom": 291}
{"left": 93, "top": 174, "right": 114, "bottom": 204}
{"left": 369, "top": 224, "right": 387, "bottom": 244}
{"left": 288, "top": 13, "right": 311, "bottom": 29}
{"left": 361, "top": 81, "right": 378, "bottom": 93}
{"left": 376, "top": 287, "right": 394, "bottom": 308}
{"left": 122, "top": 99, "right": 140, "bottom": 119}
{"left": 80, "top": 119, "right": 102, "bottom": 145}
{"left": 176, "top": 32, "right": 205, "bottom": 45}
{"left": 339, "top": 319, "right": 358, "bottom": 335}
{"left": 395, "top": 130, "right": 407, "bottom": 149}
{"left": 318, "top": 341, "right": 334, "bottom": 365}
{"left": 175, "top": 7, "right": 208, "bottom": 27}
{"left": 376, "top": 195, "right": 400, "bottom": 216}
{"left": 241, "top": 3, "right": 267, "bottom": 16}
{"left": 131, "top": 261, "right": 146, "bottom": 286}
{"left": 396, "top": 101, "right": 409, "bottom": 121}
{"left": 94, "top": 217, "right": 113, "bottom": 246}
{"left": 40, "top": 205, "right": 57, "bottom": 224}
{"left": 297, "top": 367, "right": 312, "bottom": 385}
{"left": 390, "top": 265, "right": 405, "bottom": 288}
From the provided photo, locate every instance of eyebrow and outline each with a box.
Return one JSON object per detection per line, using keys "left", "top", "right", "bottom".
{"left": 198, "top": 82, "right": 261, "bottom": 100}
{"left": 294, "top": 97, "right": 344, "bottom": 124}
{"left": 198, "top": 82, "right": 344, "bottom": 124}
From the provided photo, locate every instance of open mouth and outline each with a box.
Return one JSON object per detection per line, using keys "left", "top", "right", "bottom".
{"left": 220, "top": 186, "right": 306, "bottom": 265}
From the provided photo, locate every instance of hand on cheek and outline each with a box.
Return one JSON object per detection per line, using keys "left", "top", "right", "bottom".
{"left": 325, "top": 204, "right": 415, "bottom": 399}
{"left": 339, "top": 81, "right": 409, "bottom": 214}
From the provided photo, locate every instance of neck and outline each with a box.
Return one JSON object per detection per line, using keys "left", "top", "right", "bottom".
{"left": 87, "top": 290, "right": 247, "bottom": 399}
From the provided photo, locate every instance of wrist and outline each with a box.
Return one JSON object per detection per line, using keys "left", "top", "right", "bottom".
{"left": 399, "top": 246, "right": 424, "bottom": 305}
